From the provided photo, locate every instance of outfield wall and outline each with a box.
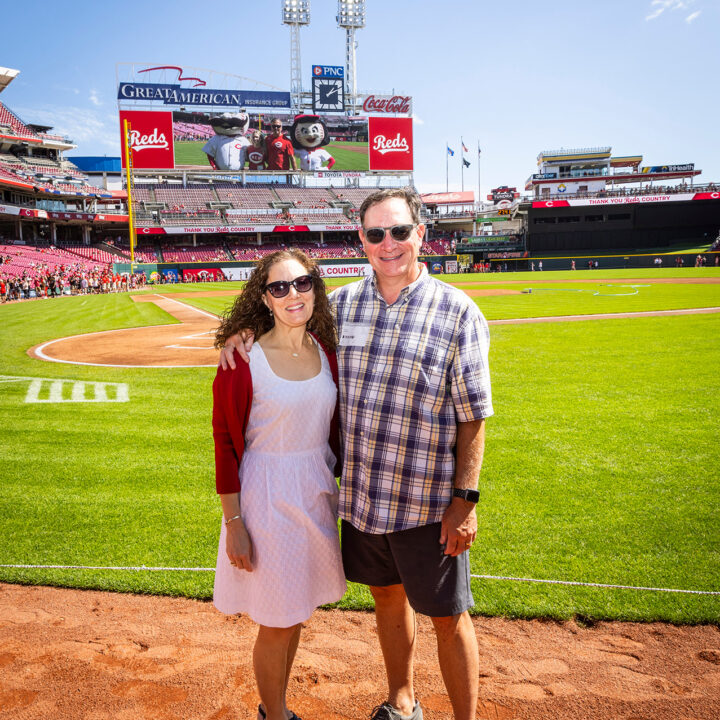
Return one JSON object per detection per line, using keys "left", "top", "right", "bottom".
{"left": 482, "top": 251, "right": 719, "bottom": 272}
{"left": 527, "top": 198, "right": 720, "bottom": 252}
{"left": 113, "top": 255, "right": 458, "bottom": 279}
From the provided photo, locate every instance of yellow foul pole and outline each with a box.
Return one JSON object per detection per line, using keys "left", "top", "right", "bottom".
{"left": 123, "top": 119, "right": 136, "bottom": 275}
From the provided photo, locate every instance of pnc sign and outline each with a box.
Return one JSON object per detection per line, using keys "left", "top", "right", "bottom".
{"left": 312, "top": 65, "right": 345, "bottom": 78}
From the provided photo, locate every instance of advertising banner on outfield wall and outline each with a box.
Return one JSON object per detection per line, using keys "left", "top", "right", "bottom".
{"left": 221, "top": 266, "right": 255, "bottom": 281}
{"left": 318, "top": 263, "right": 372, "bottom": 278}
{"left": 182, "top": 267, "right": 226, "bottom": 281}
{"left": 119, "top": 110, "right": 175, "bottom": 169}
{"left": 368, "top": 117, "right": 414, "bottom": 171}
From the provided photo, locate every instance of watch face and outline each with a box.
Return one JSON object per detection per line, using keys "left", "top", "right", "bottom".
{"left": 312, "top": 78, "right": 344, "bottom": 113}
{"left": 454, "top": 488, "right": 480, "bottom": 503}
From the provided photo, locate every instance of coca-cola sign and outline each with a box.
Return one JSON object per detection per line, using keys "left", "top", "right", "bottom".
{"left": 362, "top": 95, "right": 412, "bottom": 115}
{"left": 119, "top": 110, "right": 175, "bottom": 169}
{"left": 368, "top": 117, "right": 413, "bottom": 171}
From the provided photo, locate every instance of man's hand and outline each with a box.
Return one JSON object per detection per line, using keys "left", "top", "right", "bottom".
{"left": 440, "top": 498, "right": 478, "bottom": 556}
{"left": 440, "top": 418, "right": 485, "bottom": 556}
{"left": 219, "top": 330, "right": 255, "bottom": 370}
{"left": 226, "top": 520, "right": 254, "bottom": 572}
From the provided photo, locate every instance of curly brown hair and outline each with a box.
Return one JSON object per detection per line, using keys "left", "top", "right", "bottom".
{"left": 215, "top": 249, "right": 336, "bottom": 351}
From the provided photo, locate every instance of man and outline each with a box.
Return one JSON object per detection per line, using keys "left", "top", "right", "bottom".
{"left": 265, "top": 119, "right": 298, "bottom": 172}
{"left": 221, "top": 188, "right": 492, "bottom": 720}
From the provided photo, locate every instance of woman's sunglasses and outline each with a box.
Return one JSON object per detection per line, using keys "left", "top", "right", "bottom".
{"left": 363, "top": 224, "right": 417, "bottom": 244}
{"left": 264, "top": 274, "right": 314, "bottom": 298}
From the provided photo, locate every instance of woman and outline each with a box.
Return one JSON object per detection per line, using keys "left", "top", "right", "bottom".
{"left": 212, "top": 249, "right": 346, "bottom": 720}
{"left": 246, "top": 130, "right": 267, "bottom": 171}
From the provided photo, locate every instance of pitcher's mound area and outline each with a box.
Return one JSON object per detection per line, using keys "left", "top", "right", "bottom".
{"left": 1, "top": 583, "right": 718, "bottom": 720}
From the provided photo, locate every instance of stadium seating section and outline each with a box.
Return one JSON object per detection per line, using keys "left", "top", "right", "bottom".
{"left": 0, "top": 102, "right": 41, "bottom": 142}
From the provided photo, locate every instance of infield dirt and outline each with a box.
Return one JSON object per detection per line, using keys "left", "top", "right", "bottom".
{"left": 1, "top": 583, "right": 718, "bottom": 720}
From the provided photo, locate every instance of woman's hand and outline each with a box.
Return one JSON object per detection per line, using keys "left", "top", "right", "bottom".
{"left": 219, "top": 331, "right": 255, "bottom": 370}
{"left": 226, "top": 519, "right": 254, "bottom": 572}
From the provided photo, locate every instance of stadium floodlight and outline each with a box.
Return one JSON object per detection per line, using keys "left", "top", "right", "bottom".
{"left": 337, "top": 0, "right": 365, "bottom": 28}
{"left": 282, "top": 0, "right": 310, "bottom": 24}
{"left": 336, "top": 0, "right": 365, "bottom": 114}
{"left": 282, "top": 0, "right": 311, "bottom": 112}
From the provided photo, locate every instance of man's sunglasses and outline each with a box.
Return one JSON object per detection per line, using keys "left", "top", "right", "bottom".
{"left": 363, "top": 224, "right": 417, "bottom": 244}
{"left": 264, "top": 274, "right": 314, "bottom": 298}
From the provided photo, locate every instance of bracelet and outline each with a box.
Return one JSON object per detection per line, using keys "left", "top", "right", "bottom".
{"left": 224, "top": 514, "right": 243, "bottom": 527}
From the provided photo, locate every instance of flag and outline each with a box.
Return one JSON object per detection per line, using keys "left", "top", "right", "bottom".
{"left": 447, "top": 145, "right": 455, "bottom": 156}
{"left": 462, "top": 141, "right": 469, "bottom": 153}
{"left": 478, "top": 145, "right": 482, "bottom": 157}
{"left": 462, "top": 158, "right": 471, "bottom": 168}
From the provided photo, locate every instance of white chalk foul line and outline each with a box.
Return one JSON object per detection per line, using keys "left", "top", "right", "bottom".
{"left": 155, "top": 294, "right": 222, "bottom": 321}
{"left": 469, "top": 574, "right": 719, "bottom": 595}
{"left": 0, "top": 564, "right": 717, "bottom": 595}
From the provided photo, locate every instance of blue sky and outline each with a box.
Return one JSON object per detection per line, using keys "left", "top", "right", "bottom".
{"left": 2, "top": 0, "right": 718, "bottom": 197}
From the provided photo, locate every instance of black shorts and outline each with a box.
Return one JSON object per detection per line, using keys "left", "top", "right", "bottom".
{"left": 341, "top": 520, "right": 474, "bottom": 618}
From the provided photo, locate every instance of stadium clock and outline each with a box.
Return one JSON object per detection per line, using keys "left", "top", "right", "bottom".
{"left": 312, "top": 77, "right": 345, "bottom": 113}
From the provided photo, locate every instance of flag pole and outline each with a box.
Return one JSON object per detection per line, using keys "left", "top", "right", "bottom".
{"left": 477, "top": 141, "right": 482, "bottom": 210}
{"left": 446, "top": 141, "right": 449, "bottom": 193}
{"left": 123, "top": 119, "right": 136, "bottom": 275}
{"left": 461, "top": 137, "right": 465, "bottom": 192}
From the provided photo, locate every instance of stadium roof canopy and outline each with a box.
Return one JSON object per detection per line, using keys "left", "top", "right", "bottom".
{"left": 0, "top": 67, "right": 20, "bottom": 95}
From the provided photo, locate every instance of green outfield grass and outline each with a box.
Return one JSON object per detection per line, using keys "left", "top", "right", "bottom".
{"left": 174, "top": 141, "right": 212, "bottom": 167}
{"left": 0, "top": 272, "right": 718, "bottom": 622}
{"left": 173, "top": 139, "right": 369, "bottom": 171}
{"left": 175, "top": 268, "right": 720, "bottom": 323}
{"left": 324, "top": 141, "right": 369, "bottom": 171}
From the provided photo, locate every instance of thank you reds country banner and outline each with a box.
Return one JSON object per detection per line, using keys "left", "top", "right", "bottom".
{"left": 119, "top": 110, "right": 175, "bottom": 170}
{"left": 532, "top": 192, "right": 720, "bottom": 208}
{"left": 368, "top": 117, "right": 413, "bottom": 171}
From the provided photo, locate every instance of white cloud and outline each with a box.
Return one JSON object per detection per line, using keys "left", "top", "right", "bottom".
{"left": 645, "top": 0, "right": 698, "bottom": 21}
{"left": 89, "top": 89, "right": 101, "bottom": 107}
{"left": 14, "top": 105, "right": 119, "bottom": 153}
{"left": 412, "top": 114, "right": 424, "bottom": 125}
{"left": 53, "top": 84, "right": 80, "bottom": 95}
{"left": 686, "top": 10, "right": 701, "bottom": 21}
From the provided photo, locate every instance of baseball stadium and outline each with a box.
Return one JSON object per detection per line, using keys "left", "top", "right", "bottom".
{"left": 1, "top": 3, "right": 719, "bottom": 719}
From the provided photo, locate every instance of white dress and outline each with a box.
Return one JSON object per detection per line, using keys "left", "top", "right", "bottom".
{"left": 213, "top": 341, "right": 347, "bottom": 627}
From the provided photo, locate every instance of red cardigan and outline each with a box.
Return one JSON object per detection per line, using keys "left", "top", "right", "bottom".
{"left": 212, "top": 338, "right": 342, "bottom": 494}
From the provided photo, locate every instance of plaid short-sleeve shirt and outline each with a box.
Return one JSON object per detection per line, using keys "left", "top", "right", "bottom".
{"left": 330, "top": 265, "right": 493, "bottom": 534}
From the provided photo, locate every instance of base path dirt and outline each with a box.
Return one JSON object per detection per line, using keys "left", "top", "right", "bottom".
{"left": 1, "top": 584, "right": 718, "bottom": 720}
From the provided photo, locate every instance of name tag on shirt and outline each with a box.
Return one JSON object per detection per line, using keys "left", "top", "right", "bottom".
{"left": 339, "top": 323, "right": 371, "bottom": 347}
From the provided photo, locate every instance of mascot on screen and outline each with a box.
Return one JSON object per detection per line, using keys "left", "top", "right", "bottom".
{"left": 290, "top": 114, "right": 336, "bottom": 171}
{"left": 202, "top": 111, "right": 250, "bottom": 171}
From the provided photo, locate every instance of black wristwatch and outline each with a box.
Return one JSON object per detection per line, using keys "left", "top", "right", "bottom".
{"left": 453, "top": 488, "right": 480, "bottom": 504}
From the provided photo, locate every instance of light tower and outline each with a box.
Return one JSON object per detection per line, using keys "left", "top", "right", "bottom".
{"left": 337, "top": 0, "right": 366, "bottom": 115}
{"left": 282, "top": 0, "right": 311, "bottom": 112}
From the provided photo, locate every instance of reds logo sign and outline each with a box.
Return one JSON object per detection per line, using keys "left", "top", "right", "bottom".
{"left": 130, "top": 128, "right": 169, "bottom": 152}
{"left": 368, "top": 117, "right": 413, "bottom": 171}
{"left": 119, "top": 110, "right": 175, "bottom": 170}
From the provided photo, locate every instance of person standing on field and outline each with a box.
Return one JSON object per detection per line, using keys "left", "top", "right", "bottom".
{"left": 221, "top": 187, "right": 493, "bottom": 720}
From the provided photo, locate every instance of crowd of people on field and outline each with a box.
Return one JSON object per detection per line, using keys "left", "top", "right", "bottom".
{"left": 0, "top": 262, "right": 146, "bottom": 302}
